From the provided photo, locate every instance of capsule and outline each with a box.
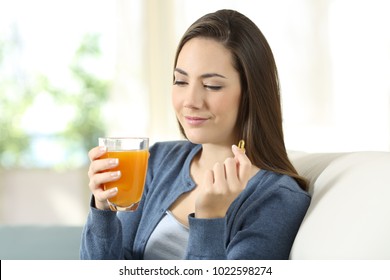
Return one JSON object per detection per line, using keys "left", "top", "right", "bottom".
{"left": 238, "top": 140, "right": 245, "bottom": 152}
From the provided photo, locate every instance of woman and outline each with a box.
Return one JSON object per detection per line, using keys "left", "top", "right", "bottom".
{"left": 81, "top": 9, "right": 310, "bottom": 260}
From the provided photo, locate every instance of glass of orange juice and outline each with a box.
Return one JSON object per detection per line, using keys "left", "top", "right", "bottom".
{"left": 98, "top": 137, "right": 149, "bottom": 211}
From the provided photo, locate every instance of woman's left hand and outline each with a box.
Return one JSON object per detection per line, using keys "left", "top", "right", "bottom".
{"left": 195, "top": 144, "right": 252, "bottom": 219}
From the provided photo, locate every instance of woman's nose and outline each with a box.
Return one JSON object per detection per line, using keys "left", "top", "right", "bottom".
{"left": 183, "top": 84, "right": 204, "bottom": 109}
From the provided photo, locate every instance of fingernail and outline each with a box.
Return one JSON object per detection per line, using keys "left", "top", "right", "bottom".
{"left": 99, "top": 146, "right": 107, "bottom": 152}
{"left": 109, "top": 187, "right": 118, "bottom": 194}
{"left": 109, "top": 158, "right": 118, "bottom": 166}
{"left": 111, "top": 171, "right": 121, "bottom": 178}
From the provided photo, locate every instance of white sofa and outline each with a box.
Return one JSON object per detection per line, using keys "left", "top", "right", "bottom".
{"left": 289, "top": 151, "right": 390, "bottom": 259}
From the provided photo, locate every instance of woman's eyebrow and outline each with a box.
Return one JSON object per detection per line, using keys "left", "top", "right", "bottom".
{"left": 201, "top": 73, "right": 227, "bottom": 79}
{"left": 174, "top": 68, "right": 188, "bottom": 76}
{"left": 174, "top": 68, "right": 227, "bottom": 79}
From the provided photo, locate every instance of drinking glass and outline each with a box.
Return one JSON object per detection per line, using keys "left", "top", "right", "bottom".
{"left": 98, "top": 137, "right": 149, "bottom": 211}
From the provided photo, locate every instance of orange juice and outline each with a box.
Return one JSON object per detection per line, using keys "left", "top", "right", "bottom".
{"left": 101, "top": 150, "right": 148, "bottom": 209}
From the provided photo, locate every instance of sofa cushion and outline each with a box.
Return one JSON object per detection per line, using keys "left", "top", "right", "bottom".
{"left": 289, "top": 151, "right": 390, "bottom": 259}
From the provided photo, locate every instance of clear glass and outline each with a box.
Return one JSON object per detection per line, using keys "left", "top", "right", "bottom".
{"left": 98, "top": 137, "right": 149, "bottom": 211}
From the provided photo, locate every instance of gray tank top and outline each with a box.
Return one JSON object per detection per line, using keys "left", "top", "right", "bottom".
{"left": 143, "top": 210, "right": 189, "bottom": 259}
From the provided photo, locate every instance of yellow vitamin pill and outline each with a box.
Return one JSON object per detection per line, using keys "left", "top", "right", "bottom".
{"left": 238, "top": 140, "right": 245, "bottom": 152}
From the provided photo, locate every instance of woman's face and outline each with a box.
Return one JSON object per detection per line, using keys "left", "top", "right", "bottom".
{"left": 172, "top": 37, "right": 241, "bottom": 146}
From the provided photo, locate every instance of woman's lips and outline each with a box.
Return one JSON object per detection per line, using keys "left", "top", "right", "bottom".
{"left": 184, "top": 116, "right": 209, "bottom": 125}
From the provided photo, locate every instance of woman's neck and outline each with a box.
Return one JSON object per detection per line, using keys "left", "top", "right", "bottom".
{"left": 194, "top": 143, "right": 234, "bottom": 170}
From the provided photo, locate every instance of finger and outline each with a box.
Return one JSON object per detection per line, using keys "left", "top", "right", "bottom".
{"left": 94, "top": 187, "right": 118, "bottom": 203}
{"left": 224, "top": 157, "right": 241, "bottom": 190}
{"left": 89, "top": 157, "right": 119, "bottom": 176}
{"left": 212, "top": 162, "right": 227, "bottom": 192}
{"left": 202, "top": 169, "right": 214, "bottom": 190}
{"left": 232, "top": 145, "right": 252, "bottom": 181}
{"left": 88, "top": 146, "right": 107, "bottom": 161}
{"left": 89, "top": 171, "right": 121, "bottom": 192}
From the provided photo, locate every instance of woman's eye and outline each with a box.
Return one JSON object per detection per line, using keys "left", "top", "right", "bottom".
{"left": 204, "top": 85, "right": 222, "bottom": 91}
{"left": 173, "top": 80, "right": 187, "bottom": 86}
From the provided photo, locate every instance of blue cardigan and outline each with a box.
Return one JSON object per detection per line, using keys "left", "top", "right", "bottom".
{"left": 80, "top": 141, "right": 310, "bottom": 259}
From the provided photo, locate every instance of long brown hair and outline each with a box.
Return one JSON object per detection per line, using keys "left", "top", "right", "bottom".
{"left": 173, "top": 9, "right": 307, "bottom": 191}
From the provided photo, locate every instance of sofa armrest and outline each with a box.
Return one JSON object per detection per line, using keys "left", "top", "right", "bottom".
{"left": 289, "top": 151, "right": 390, "bottom": 259}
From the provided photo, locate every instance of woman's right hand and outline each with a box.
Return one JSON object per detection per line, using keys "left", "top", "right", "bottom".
{"left": 87, "top": 146, "right": 121, "bottom": 210}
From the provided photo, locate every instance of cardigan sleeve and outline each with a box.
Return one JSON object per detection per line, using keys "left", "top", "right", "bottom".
{"left": 185, "top": 184, "right": 311, "bottom": 260}
{"left": 227, "top": 186, "right": 310, "bottom": 259}
{"left": 185, "top": 214, "right": 227, "bottom": 259}
{"left": 80, "top": 193, "right": 148, "bottom": 260}
{"left": 79, "top": 197, "right": 124, "bottom": 260}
